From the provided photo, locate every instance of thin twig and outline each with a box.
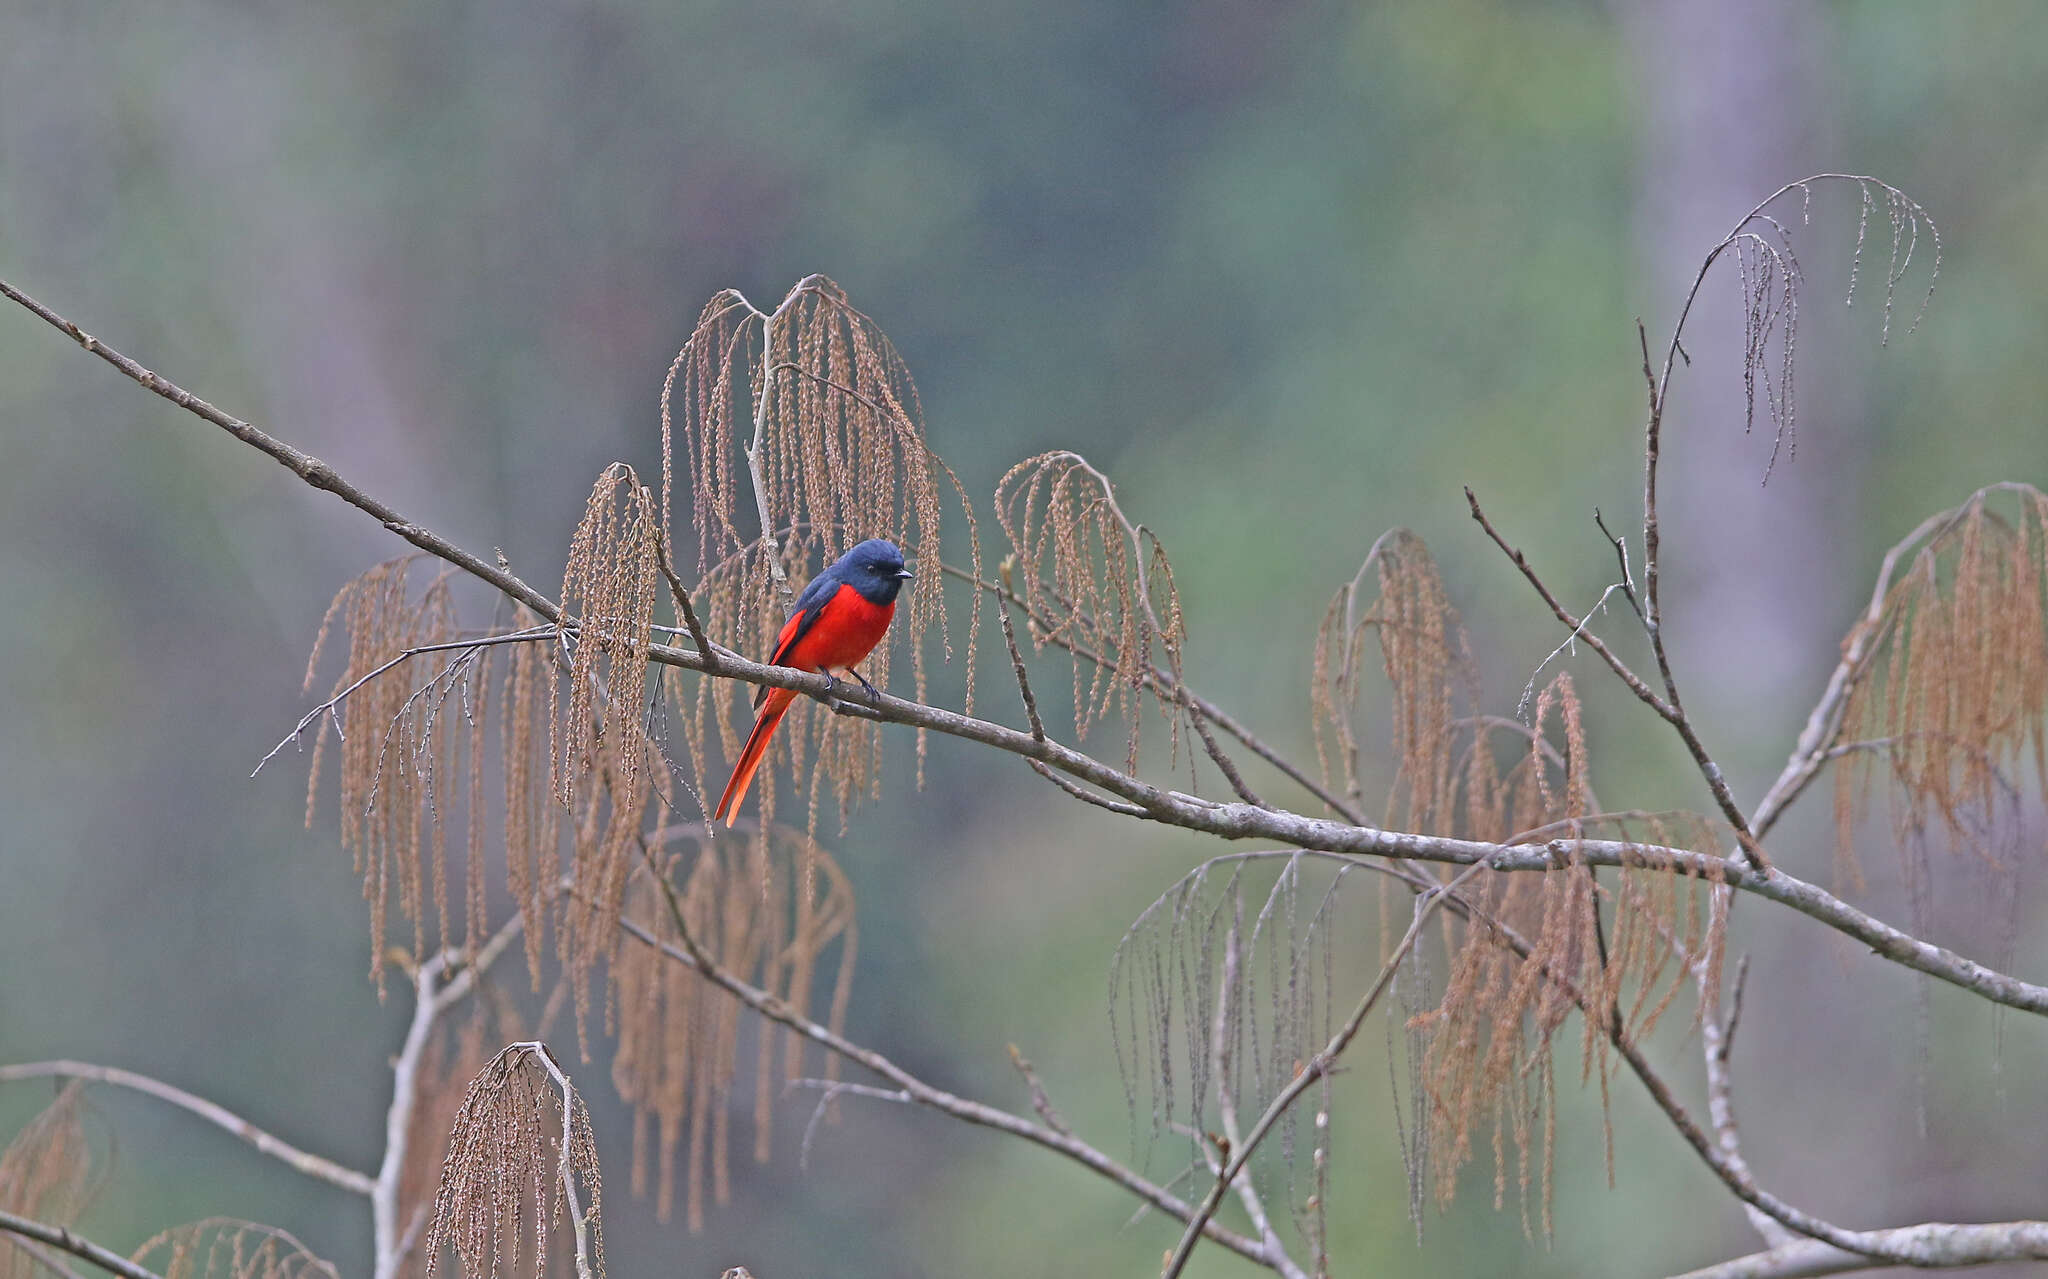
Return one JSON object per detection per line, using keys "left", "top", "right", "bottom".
{"left": 1187, "top": 708, "right": 1267, "bottom": 807}
{"left": 1467, "top": 487, "right": 1673, "bottom": 717}
{"left": 254, "top": 628, "right": 553, "bottom": 777}
{"left": 513, "top": 1044, "right": 596, "bottom": 1279}
{"left": 781, "top": 1079, "right": 913, "bottom": 1171}
{"left": 1515, "top": 581, "right": 1634, "bottom": 719}
{"left": 953, "top": 563, "right": 1287, "bottom": 810}
{"left": 740, "top": 285, "right": 824, "bottom": 609}
{"left": 995, "top": 571, "right": 1046, "bottom": 742}
{"left": 1626, "top": 322, "right": 1771, "bottom": 869}
{"left": 1593, "top": 508, "right": 1646, "bottom": 622}
{"left": 1026, "top": 760, "right": 1147, "bottom": 817}
{"left": 1627, "top": 181, "right": 1927, "bottom": 866}
{"left": 655, "top": 526, "right": 715, "bottom": 665}
{"left": 1468, "top": 485, "right": 1769, "bottom": 869}
{"left": 1004, "top": 1045, "right": 1073, "bottom": 1138}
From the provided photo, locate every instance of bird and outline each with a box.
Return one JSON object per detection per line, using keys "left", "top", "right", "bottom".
{"left": 712, "top": 537, "right": 914, "bottom": 826}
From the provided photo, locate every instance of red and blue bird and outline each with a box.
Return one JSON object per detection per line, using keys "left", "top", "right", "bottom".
{"left": 713, "top": 538, "right": 914, "bottom": 825}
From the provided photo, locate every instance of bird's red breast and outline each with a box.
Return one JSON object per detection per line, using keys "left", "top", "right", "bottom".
{"left": 774, "top": 582, "right": 896, "bottom": 673}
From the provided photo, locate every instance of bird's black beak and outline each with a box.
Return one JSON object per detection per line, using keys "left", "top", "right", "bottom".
{"left": 895, "top": 568, "right": 916, "bottom": 579}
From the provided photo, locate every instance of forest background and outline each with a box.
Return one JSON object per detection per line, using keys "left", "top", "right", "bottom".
{"left": 4, "top": 3, "right": 2047, "bottom": 1276}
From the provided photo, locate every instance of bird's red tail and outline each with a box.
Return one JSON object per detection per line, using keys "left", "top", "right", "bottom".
{"left": 713, "top": 686, "right": 797, "bottom": 826}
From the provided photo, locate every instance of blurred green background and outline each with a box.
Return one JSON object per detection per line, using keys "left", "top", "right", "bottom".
{"left": 4, "top": 2, "right": 2047, "bottom": 1276}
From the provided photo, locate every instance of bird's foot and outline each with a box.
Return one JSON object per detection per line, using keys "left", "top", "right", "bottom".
{"left": 847, "top": 667, "right": 882, "bottom": 701}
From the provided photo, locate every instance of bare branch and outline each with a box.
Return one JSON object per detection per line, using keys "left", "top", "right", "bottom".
{"left": 0, "top": 1062, "right": 373, "bottom": 1197}
{"left": 1700, "top": 954, "right": 1793, "bottom": 1251}
{"left": 1671, "top": 1220, "right": 2048, "bottom": 1279}
{"left": 1516, "top": 581, "right": 1635, "bottom": 719}
{"left": 2, "top": 280, "right": 2024, "bottom": 1014}
{"left": 512, "top": 1044, "right": 598, "bottom": 1279}
{"left": 1187, "top": 707, "right": 1266, "bottom": 807}
{"left": 373, "top": 912, "right": 527, "bottom": 1279}
{"left": 0, "top": 1213, "right": 162, "bottom": 1279}
{"left": 611, "top": 915, "right": 1275, "bottom": 1266}
{"left": 1593, "top": 508, "right": 1646, "bottom": 622}
{"left": 738, "top": 287, "right": 801, "bottom": 607}
{"left": 0, "top": 279, "right": 561, "bottom": 621}
{"left": 1625, "top": 177, "right": 1939, "bottom": 870}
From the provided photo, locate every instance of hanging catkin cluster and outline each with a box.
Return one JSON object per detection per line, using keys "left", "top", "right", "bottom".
{"left": 0, "top": 1083, "right": 95, "bottom": 1279}
{"left": 1707, "top": 175, "right": 1939, "bottom": 482}
{"left": 995, "top": 451, "right": 1188, "bottom": 774}
{"left": 396, "top": 1009, "right": 498, "bottom": 1279}
{"left": 552, "top": 464, "right": 664, "bottom": 1049}
{"left": 428, "top": 1045, "right": 605, "bottom": 1279}
{"left": 1415, "top": 786, "right": 1725, "bottom": 1239}
{"left": 660, "top": 276, "right": 980, "bottom": 830}
{"left": 1108, "top": 853, "right": 1352, "bottom": 1261}
{"left": 1833, "top": 485, "right": 2048, "bottom": 893}
{"left": 304, "top": 560, "right": 571, "bottom": 995}
{"left": 610, "top": 822, "right": 857, "bottom": 1233}
{"left": 129, "top": 1221, "right": 338, "bottom": 1279}
{"left": 303, "top": 557, "right": 474, "bottom": 989}
{"left": 1302, "top": 534, "right": 1726, "bottom": 1236}
{"left": 1311, "top": 529, "right": 1475, "bottom": 830}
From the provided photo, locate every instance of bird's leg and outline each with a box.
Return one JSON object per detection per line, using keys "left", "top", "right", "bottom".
{"left": 844, "top": 666, "right": 882, "bottom": 701}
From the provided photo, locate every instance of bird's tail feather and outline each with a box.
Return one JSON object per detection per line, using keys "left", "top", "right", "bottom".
{"left": 714, "top": 687, "right": 797, "bottom": 826}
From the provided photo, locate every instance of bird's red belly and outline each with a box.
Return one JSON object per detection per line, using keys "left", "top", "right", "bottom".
{"left": 790, "top": 583, "right": 896, "bottom": 670}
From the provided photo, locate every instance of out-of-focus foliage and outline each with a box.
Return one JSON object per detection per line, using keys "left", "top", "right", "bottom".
{"left": 4, "top": 3, "right": 2048, "bottom": 1277}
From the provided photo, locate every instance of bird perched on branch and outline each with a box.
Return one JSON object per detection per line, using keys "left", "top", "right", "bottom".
{"left": 713, "top": 537, "right": 914, "bottom": 825}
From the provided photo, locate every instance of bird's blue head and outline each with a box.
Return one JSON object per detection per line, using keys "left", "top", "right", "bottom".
{"left": 836, "top": 537, "right": 914, "bottom": 605}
